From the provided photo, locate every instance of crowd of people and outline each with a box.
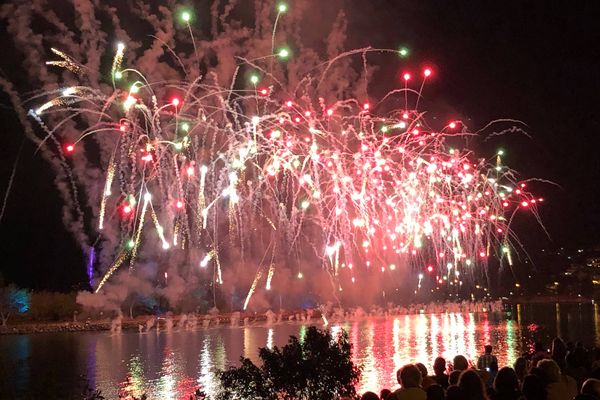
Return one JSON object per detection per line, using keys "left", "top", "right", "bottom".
{"left": 358, "top": 339, "right": 600, "bottom": 400}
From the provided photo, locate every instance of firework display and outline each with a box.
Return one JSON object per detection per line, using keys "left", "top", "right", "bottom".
{"left": 10, "top": 2, "right": 542, "bottom": 307}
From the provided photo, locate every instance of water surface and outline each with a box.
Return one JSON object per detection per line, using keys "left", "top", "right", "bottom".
{"left": 1, "top": 303, "right": 599, "bottom": 399}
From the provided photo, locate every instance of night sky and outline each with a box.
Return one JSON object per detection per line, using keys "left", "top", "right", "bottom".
{"left": 1, "top": 1, "right": 599, "bottom": 291}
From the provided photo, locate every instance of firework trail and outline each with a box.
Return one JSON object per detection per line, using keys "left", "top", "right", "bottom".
{"left": 0, "top": 0, "right": 543, "bottom": 309}
{"left": 0, "top": 140, "right": 24, "bottom": 224}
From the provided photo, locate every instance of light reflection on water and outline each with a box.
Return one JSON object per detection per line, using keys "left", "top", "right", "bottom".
{"left": 2, "top": 303, "right": 600, "bottom": 399}
{"left": 351, "top": 312, "right": 490, "bottom": 394}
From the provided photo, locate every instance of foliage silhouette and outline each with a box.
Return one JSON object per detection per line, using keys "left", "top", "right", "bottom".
{"left": 216, "top": 326, "right": 361, "bottom": 399}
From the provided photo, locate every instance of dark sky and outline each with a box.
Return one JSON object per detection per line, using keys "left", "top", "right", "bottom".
{"left": 1, "top": 1, "right": 599, "bottom": 291}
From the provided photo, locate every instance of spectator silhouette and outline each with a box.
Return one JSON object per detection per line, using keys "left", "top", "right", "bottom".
{"left": 478, "top": 345, "right": 499, "bottom": 372}
{"left": 521, "top": 374, "right": 545, "bottom": 400}
{"left": 459, "top": 369, "right": 489, "bottom": 400}
{"left": 415, "top": 363, "right": 436, "bottom": 390}
{"left": 537, "top": 358, "right": 577, "bottom": 400}
{"left": 551, "top": 337, "right": 567, "bottom": 371}
{"left": 531, "top": 342, "right": 549, "bottom": 367}
{"left": 425, "top": 384, "right": 445, "bottom": 400}
{"left": 433, "top": 357, "right": 449, "bottom": 389}
{"left": 514, "top": 357, "right": 528, "bottom": 385}
{"left": 389, "top": 364, "right": 426, "bottom": 400}
{"left": 580, "top": 378, "right": 600, "bottom": 398}
{"left": 449, "top": 370, "right": 461, "bottom": 386}
{"left": 446, "top": 385, "right": 463, "bottom": 400}
{"left": 491, "top": 367, "right": 522, "bottom": 400}
{"left": 566, "top": 352, "right": 588, "bottom": 389}
{"left": 361, "top": 391, "right": 380, "bottom": 400}
{"left": 380, "top": 388, "right": 392, "bottom": 400}
{"left": 454, "top": 355, "right": 470, "bottom": 371}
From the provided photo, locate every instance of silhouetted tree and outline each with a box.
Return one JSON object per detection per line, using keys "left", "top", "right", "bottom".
{"left": 216, "top": 326, "right": 361, "bottom": 400}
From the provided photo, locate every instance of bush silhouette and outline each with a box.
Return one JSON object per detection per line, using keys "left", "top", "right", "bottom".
{"left": 216, "top": 326, "right": 361, "bottom": 399}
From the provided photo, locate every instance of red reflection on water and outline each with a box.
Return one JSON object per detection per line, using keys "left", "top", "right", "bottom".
{"left": 112, "top": 313, "right": 531, "bottom": 398}
{"left": 354, "top": 313, "right": 521, "bottom": 394}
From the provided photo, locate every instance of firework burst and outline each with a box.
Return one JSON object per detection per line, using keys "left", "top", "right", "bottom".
{"left": 3, "top": 1, "right": 543, "bottom": 307}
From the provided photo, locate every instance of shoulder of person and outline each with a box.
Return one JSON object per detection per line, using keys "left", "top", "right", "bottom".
{"left": 387, "top": 391, "right": 400, "bottom": 400}
{"left": 562, "top": 373, "right": 577, "bottom": 385}
{"left": 408, "top": 387, "right": 427, "bottom": 400}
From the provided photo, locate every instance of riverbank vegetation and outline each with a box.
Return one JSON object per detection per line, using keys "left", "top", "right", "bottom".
{"left": 216, "top": 326, "right": 361, "bottom": 400}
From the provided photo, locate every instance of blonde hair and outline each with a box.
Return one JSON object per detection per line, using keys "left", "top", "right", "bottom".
{"left": 537, "top": 359, "right": 561, "bottom": 383}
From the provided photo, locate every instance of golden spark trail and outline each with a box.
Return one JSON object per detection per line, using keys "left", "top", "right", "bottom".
{"left": 95, "top": 250, "right": 129, "bottom": 293}
{"left": 111, "top": 43, "right": 125, "bottom": 78}
{"left": 265, "top": 264, "right": 275, "bottom": 290}
{"left": 199, "top": 250, "right": 215, "bottom": 268}
{"left": 215, "top": 249, "right": 223, "bottom": 285}
{"left": 46, "top": 48, "right": 82, "bottom": 74}
{"left": 243, "top": 270, "right": 262, "bottom": 310}
{"left": 130, "top": 193, "right": 150, "bottom": 267}
{"left": 150, "top": 206, "right": 169, "bottom": 249}
{"left": 98, "top": 160, "right": 115, "bottom": 230}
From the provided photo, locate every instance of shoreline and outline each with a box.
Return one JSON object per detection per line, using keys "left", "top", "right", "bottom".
{"left": 1, "top": 297, "right": 593, "bottom": 335}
